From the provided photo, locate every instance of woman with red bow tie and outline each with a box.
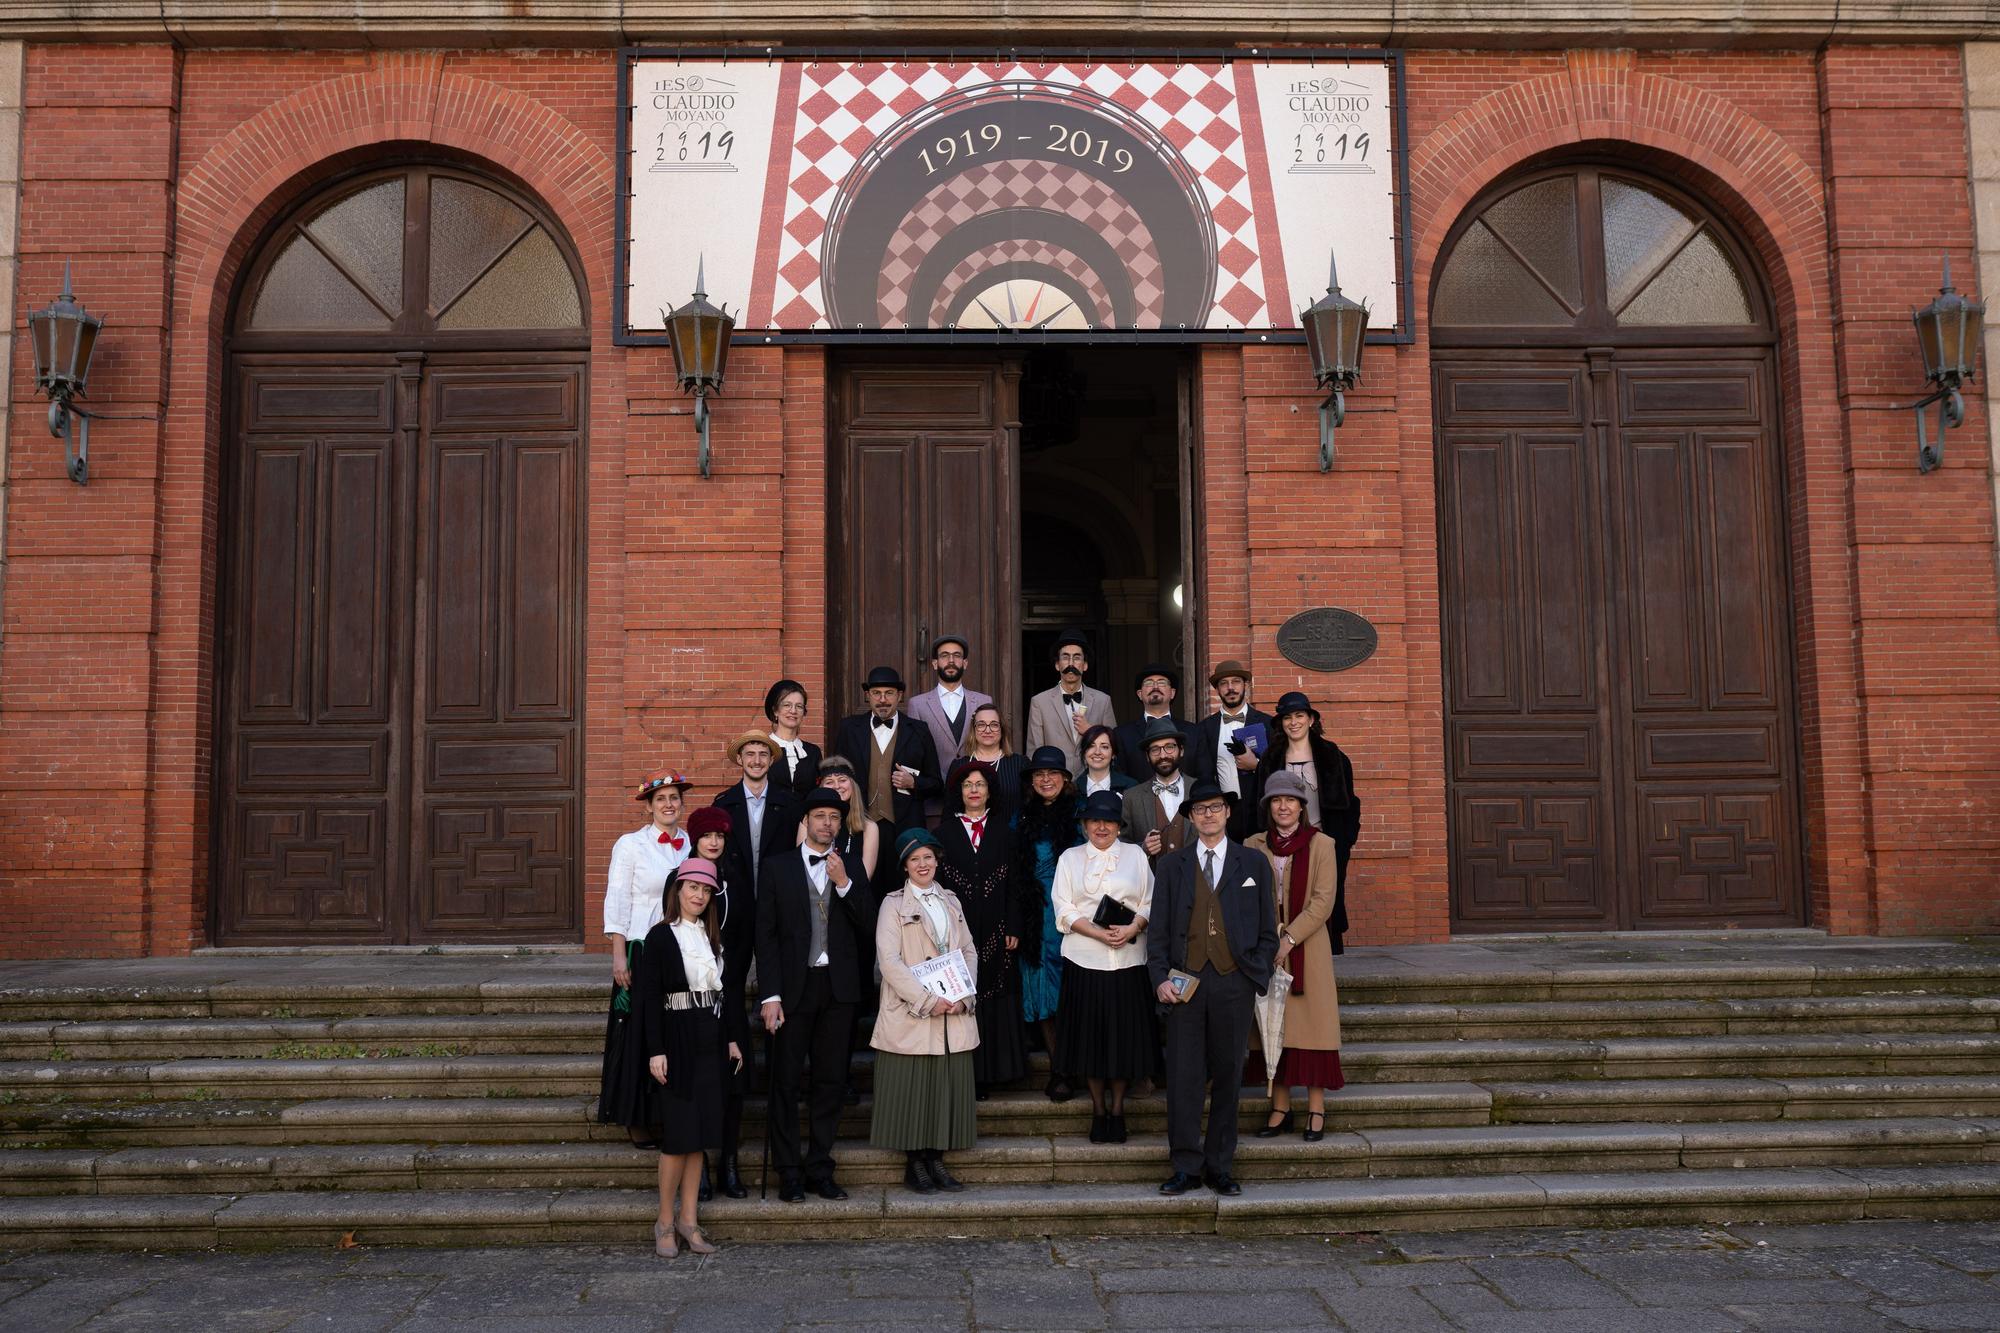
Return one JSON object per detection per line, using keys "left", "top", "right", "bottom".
{"left": 599, "top": 769, "right": 695, "bottom": 1146}
{"left": 937, "top": 759, "right": 1029, "bottom": 1096}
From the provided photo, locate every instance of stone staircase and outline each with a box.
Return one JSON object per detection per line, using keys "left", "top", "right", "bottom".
{"left": 3, "top": 936, "right": 1999, "bottom": 1248}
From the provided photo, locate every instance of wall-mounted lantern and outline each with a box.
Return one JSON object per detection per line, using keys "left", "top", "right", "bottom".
{"left": 27, "top": 261, "right": 104, "bottom": 485}
{"left": 1299, "top": 253, "right": 1370, "bottom": 472}
{"left": 661, "top": 259, "right": 735, "bottom": 479}
{"left": 1909, "top": 257, "right": 1984, "bottom": 474}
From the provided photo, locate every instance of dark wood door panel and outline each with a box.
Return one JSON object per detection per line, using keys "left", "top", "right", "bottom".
{"left": 1441, "top": 352, "right": 1802, "bottom": 932}
{"left": 830, "top": 360, "right": 1019, "bottom": 721}
{"left": 218, "top": 355, "right": 584, "bottom": 946}
{"left": 1450, "top": 789, "right": 1613, "bottom": 927}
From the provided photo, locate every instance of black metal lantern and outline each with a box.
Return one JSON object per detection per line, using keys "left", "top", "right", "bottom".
{"left": 661, "top": 259, "right": 735, "bottom": 478}
{"left": 1299, "top": 253, "right": 1370, "bottom": 471}
{"left": 1909, "top": 256, "right": 1984, "bottom": 474}
{"left": 27, "top": 261, "right": 104, "bottom": 485}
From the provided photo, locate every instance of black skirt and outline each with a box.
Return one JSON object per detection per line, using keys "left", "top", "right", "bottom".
{"left": 652, "top": 1003, "right": 728, "bottom": 1155}
{"left": 597, "top": 942, "right": 653, "bottom": 1131}
{"left": 1055, "top": 964, "right": 1159, "bottom": 1082}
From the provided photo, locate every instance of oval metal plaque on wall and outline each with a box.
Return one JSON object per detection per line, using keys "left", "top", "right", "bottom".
{"left": 1276, "top": 607, "right": 1379, "bottom": 673}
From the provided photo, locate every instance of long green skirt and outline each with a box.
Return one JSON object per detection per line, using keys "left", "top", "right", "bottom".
{"left": 869, "top": 1050, "right": 977, "bottom": 1152}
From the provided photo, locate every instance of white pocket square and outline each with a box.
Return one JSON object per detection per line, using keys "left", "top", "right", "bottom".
{"left": 1241, "top": 877, "right": 1256, "bottom": 887}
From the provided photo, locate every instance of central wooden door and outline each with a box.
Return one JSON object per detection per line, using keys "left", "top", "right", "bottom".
{"left": 828, "top": 359, "right": 1021, "bottom": 724}
{"left": 214, "top": 164, "right": 589, "bottom": 945}
{"left": 1432, "top": 166, "right": 1804, "bottom": 930}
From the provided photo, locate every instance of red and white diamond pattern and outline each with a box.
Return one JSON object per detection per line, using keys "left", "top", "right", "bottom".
{"left": 928, "top": 240, "right": 1115, "bottom": 328}
{"left": 767, "top": 60, "right": 1269, "bottom": 330}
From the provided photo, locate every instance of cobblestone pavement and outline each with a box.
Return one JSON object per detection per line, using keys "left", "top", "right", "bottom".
{"left": 2, "top": 1219, "right": 1998, "bottom": 1331}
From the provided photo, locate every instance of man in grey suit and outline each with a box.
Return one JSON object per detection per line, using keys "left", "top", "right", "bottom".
{"left": 1120, "top": 717, "right": 1194, "bottom": 863}
{"left": 905, "top": 634, "right": 992, "bottom": 823}
{"left": 1023, "top": 629, "right": 1116, "bottom": 777}
{"left": 1147, "top": 780, "right": 1279, "bottom": 1198}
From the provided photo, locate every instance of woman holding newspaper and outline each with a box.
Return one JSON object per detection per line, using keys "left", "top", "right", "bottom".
{"left": 870, "top": 827, "right": 981, "bottom": 1195}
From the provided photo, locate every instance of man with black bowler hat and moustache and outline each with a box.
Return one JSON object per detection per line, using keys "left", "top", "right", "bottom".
{"left": 756, "top": 787, "right": 876, "bottom": 1202}
{"left": 1024, "top": 629, "right": 1117, "bottom": 777}
{"left": 833, "top": 666, "right": 942, "bottom": 837}
{"left": 1113, "top": 663, "right": 1199, "bottom": 783}
{"left": 1149, "top": 779, "right": 1279, "bottom": 1198}
{"left": 1187, "top": 660, "right": 1274, "bottom": 842}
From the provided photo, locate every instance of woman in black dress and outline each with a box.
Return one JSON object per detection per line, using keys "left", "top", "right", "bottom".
{"left": 764, "top": 678, "right": 823, "bottom": 795}
{"left": 936, "top": 759, "right": 1031, "bottom": 1095}
{"left": 634, "top": 858, "right": 744, "bottom": 1258}
{"left": 686, "top": 806, "right": 752, "bottom": 1200}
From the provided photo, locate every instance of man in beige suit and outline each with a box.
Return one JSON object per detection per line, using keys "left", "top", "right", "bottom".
{"left": 1023, "top": 629, "right": 1116, "bottom": 777}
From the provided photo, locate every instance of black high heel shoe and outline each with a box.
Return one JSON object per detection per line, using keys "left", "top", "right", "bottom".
{"left": 1304, "top": 1111, "right": 1326, "bottom": 1143}
{"left": 1257, "top": 1109, "right": 1295, "bottom": 1138}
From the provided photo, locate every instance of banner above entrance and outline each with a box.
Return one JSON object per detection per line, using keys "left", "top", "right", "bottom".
{"left": 617, "top": 50, "right": 1408, "bottom": 343}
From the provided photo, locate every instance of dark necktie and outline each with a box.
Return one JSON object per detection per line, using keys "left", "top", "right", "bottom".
{"left": 1204, "top": 849, "right": 1217, "bottom": 886}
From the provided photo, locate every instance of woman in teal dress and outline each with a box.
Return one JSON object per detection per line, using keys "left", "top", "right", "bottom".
{"left": 1014, "top": 745, "right": 1083, "bottom": 1102}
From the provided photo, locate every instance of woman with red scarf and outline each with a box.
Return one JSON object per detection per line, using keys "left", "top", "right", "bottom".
{"left": 1244, "top": 768, "right": 1347, "bottom": 1141}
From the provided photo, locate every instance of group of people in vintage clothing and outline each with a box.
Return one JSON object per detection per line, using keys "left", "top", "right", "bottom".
{"left": 597, "top": 631, "right": 1361, "bottom": 1253}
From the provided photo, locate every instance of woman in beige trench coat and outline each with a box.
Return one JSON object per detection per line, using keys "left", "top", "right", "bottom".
{"left": 871, "top": 826, "right": 981, "bottom": 1195}
{"left": 1245, "top": 770, "right": 1345, "bottom": 1142}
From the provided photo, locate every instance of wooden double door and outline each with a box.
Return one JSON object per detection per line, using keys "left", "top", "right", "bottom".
{"left": 828, "top": 359, "right": 1022, "bottom": 716}
{"left": 214, "top": 354, "right": 584, "bottom": 945}
{"left": 1437, "top": 349, "right": 1803, "bottom": 929}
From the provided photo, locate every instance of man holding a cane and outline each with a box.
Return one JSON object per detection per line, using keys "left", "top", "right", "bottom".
{"left": 755, "top": 788, "right": 876, "bottom": 1202}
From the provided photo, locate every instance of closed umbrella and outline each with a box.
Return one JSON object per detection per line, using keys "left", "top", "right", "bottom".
{"left": 1254, "top": 963, "right": 1293, "bottom": 1095}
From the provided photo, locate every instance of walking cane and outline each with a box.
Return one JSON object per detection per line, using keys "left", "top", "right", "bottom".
{"left": 760, "top": 1014, "right": 779, "bottom": 1200}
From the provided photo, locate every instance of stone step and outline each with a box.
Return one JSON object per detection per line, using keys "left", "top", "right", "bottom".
{"left": 4, "top": 1162, "right": 1999, "bottom": 1248}
{"left": 6, "top": 1032, "right": 1998, "bottom": 1104}
{"left": 7, "top": 951, "right": 2000, "bottom": 1022}
{"left": 9, "top": 992, "right": 1996, "bottom": 1062}
{"left": 3, "top": 1115, "right": 1993, "bottom": 1198}
{"left": 9, "top": 1075, "right": 2000, "bottom": 1150}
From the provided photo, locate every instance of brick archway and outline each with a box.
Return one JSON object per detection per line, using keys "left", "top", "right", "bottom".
{"left": 145, "top": 57, "right": 624, "bottom": 951}
{"left": 1403, "top": 51, "right": 1870, "bottom": 935}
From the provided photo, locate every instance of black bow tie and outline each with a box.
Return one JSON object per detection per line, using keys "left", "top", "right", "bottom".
{"left": 872, "top": 715, "right": 895, "bottom": 730}
{"left": 808, "top": 853, "right": 828, "bottom": 866}
{"left": 1063, "top": 694, "right": 1083, "bottom": 709}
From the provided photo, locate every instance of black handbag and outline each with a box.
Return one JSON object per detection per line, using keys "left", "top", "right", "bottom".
{"left": 1092, "top": 894, "right": 1137, "bottom": 928}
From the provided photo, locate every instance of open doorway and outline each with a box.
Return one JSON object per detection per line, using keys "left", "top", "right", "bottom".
{"left": 1015, "top": 348, "right": 1194, "bottom": 726}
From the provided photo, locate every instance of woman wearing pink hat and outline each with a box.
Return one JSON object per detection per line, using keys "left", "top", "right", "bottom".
{"left": 633, "top": 857, "right": 745, "bottom": 1257}
{"left": 599, "top": 770, "right": 694, "bottom": 1147}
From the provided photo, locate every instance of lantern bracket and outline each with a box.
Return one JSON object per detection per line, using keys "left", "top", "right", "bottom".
{"left": 1319, "top": 387, "right": 1346, "bottom": 471}
{"left": 1910, "top": 384, "right": 1964, "bottom": 475}
{"left": 49, "top": 398, "right": 89, "bottom": 485}
{"left": 693, "top": 390, "right": 714, "bottom": 479}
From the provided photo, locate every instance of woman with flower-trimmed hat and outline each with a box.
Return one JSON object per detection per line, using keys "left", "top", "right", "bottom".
{"left": 599, "top": 768, "right": 695, "bottom": 1146}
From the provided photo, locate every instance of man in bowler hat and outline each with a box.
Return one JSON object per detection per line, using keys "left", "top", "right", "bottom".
{"left": 832, "top": 666, "right": 941, "bottom": 836}
{"left": 1113, "top": 662, "right": 1199, "bottom": 782}
{"left": 756, "top": 788, "right": 876, "bottom": 1201}
{"left": 1148, "top": 780, "right": 1279, "bottom": 1197}
{"left": 1120, "top": 717, "right": 1195, "bottom": 864}
{"left": 1187, "top": 660, "right": 1274, "bottom": 841}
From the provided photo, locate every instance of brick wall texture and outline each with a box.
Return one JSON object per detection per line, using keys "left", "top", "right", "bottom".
{"left": 1, "top": 42, "right": 1994, "bottom": 956}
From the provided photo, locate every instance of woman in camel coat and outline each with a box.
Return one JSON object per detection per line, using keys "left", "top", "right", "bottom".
{"left": 1244, "top": 769, "right": 1345, "bottom": 1142}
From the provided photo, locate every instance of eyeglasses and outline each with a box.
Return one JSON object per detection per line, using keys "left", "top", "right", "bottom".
{"left": 934, "top": 652, "right": 967, "bottom": 662}
{"left": 974, "top": 719, "right": 1001, "bottom": 730}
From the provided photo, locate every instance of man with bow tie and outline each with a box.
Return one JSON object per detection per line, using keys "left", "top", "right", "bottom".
{"left": 755, "top": 788, "right": 876, "bottom": 1202}
{"left": 1119, "top": 717, "right": 1196, "bottom": 864}
{"left": 1147, "top": 780, "right": 1279, "bottom": 1198}
{"left": 832, "top": 666, "right": 941, "bottom": 836}
{"left": 1187, "top": 660, "right": 1274, "bottom": 841}
{"left": 1024, "top": 629, "right": 1117, "bottom": 777}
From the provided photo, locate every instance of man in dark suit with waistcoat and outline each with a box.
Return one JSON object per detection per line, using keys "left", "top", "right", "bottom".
{"left": 1147, "top": 779, "right": 1279, "bottom": 1197}
{"left": 755, "top": 788, "right": 876, "bottom": 1202}
{"left": 832, "top": 665, "right": 942, "bottom": 836}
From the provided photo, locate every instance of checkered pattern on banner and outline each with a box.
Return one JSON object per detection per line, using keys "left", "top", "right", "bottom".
{"left": 877, "top": 160, "right": 1164, "bottom": 327}
{"left": 929, "top": 239, "right": 1114, "bottom": 328}
{"left": 768, "top": 60, "right": 1269, "bottom": 329}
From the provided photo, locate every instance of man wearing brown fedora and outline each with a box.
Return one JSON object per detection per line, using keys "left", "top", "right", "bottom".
{"left": 715, "top": 730, "right": 801, "bottom": 896}
{"left": 1188, "top": 659, "right": 1274, "bottom": 841}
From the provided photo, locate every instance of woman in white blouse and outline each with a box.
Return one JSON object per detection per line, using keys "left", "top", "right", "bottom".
{"left": 599, "top": 770, "right": 694, "bottom": 1146}
{"left": 634, "top": 859, "right": 744, "bottom": 1257}
{"left": 1051, "top": 789, "right": 1157, "bottom": 1144}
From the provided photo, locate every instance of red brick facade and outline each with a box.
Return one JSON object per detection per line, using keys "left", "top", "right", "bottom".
{"left": 3, "top": 42, "right": 1994, "bottom": 957}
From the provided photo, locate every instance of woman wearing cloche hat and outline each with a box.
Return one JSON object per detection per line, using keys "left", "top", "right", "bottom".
{"left": 599, "top": 769, "right": 696, "bottom": 1148}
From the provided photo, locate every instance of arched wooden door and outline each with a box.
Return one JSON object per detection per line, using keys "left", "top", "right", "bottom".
{"left": 1432, "top": 165, "right": 1804, "bottom": 931}
{"left": 215, "top": 165, "right": 589, "bottom": 945}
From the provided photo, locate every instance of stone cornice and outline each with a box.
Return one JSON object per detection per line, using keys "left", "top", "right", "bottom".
{"left": 0, "top": 1, "right": 1996, "bottom": 49}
